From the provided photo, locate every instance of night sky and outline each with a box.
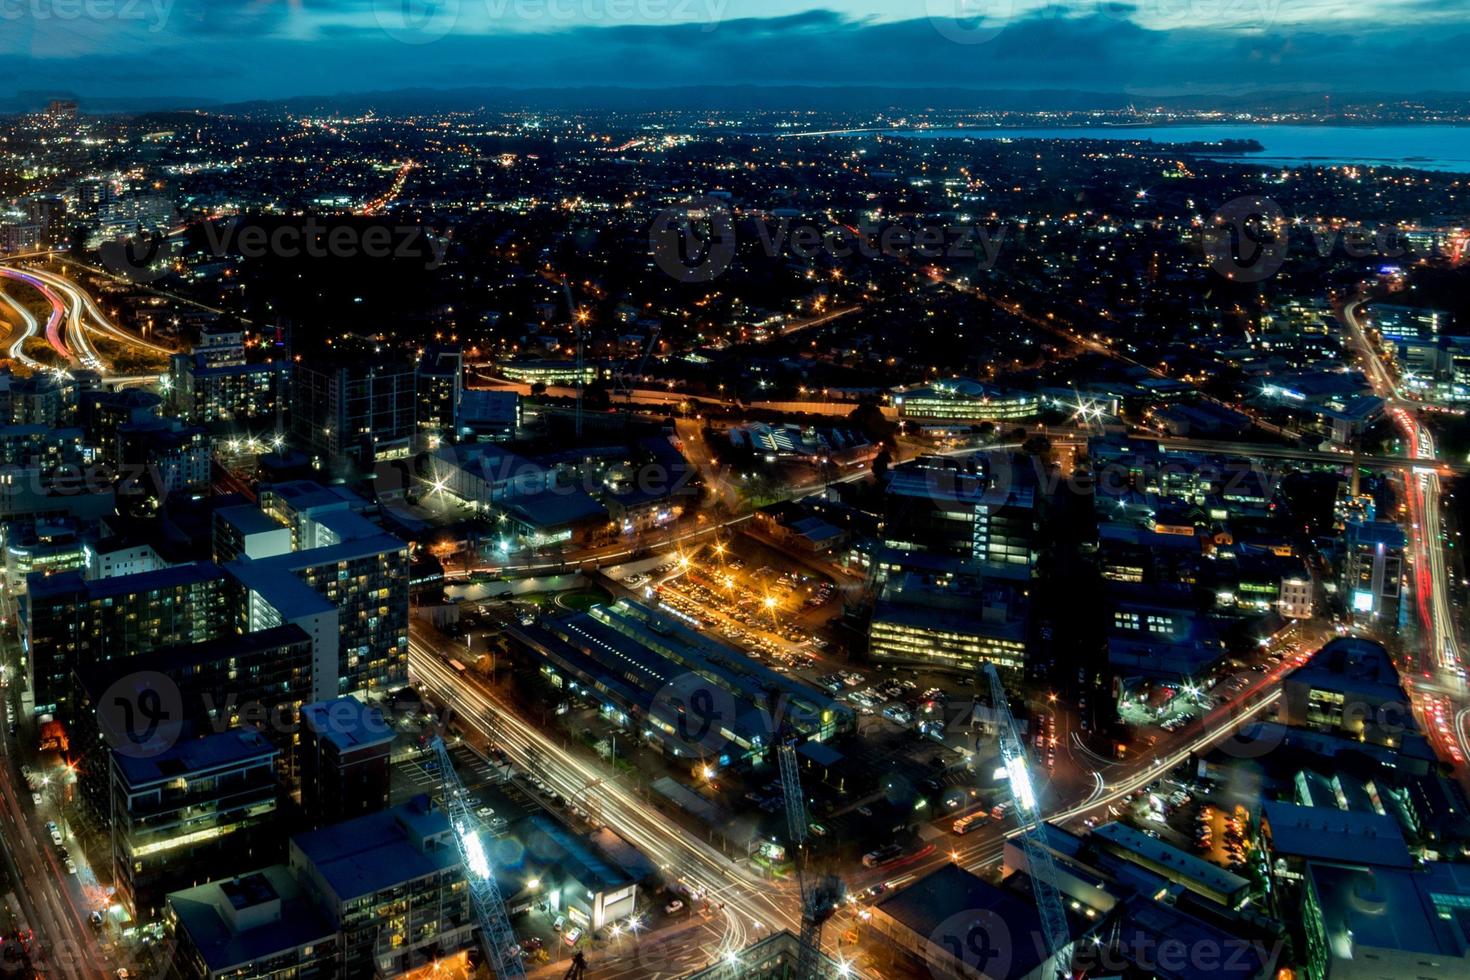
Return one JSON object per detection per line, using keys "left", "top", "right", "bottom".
{"left": 1, "top": 1, "right": 1467, "bottom": 104}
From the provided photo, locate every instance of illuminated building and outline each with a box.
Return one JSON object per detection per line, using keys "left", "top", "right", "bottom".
{"left": 1280, "top": 638, "right": 1412, "bottom": 748}
{"left": 512, "top": 598, "right": 854, "bottom": 764}
{"left": 1301, "top": 861, "right": 1470, "bottom": 980}
{"left": 167, "top": 867, "right": 338, "bottom": 980}
{"left": 497, "top": 358, "right": 598, "bottom": 386}
{"left": 1341, "top": 520, "right": 1405, "bottom": 626}
{"left": 21, "top": 561, "right": 231, "bottom": 716}
{"left": 415, "top": 345, "right": 463, "bottom": 441}
{"left": 227, "top": 509, "right": 409, "bottom": 700}
{"left": 868, "top": 569, "right": 1029, "bottom": 682}
{"left": 110, "top": 728, "right": 282, "bottom": 924}
{"left": 289, "top": 797, "right": 475, "bottom": 977}
{"left": 891, "top": 378, "right": 1038, "bottom": 423}
{"left": 881, "top": 463, "right": 1039, "bottom": 570}
{"left": 167, "top": 354, "right": 288, "bottom": 429}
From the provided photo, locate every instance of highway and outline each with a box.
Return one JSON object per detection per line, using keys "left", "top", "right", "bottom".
{"left": 1341, "top": 298, "right": 1468, "bottom": 769}
{"left": 0, "top": 262, "right": 176, "bottom": 375}
{"left": 411, "top": 615, "right": 1288, "bottom": 976}
{"left": 0, "top": 286, "right": 51, "bottom": 371}
{"left": 407, "top": 637, "right": 806, "bottom": 974}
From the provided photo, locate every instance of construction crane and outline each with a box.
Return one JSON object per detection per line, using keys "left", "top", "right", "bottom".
{"left": 983, "top": 663, "right": 1071, "bottom": 977}
{"left": 430, "top": 736, "right": 528, "bottom": 980}
{"left": 778, "top": 741, "right": 844, "bottom": 980}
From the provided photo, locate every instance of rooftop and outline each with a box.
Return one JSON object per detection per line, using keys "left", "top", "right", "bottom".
{"left": 874, "top": 863, "right": 1054, "bottom": 980}
{"left": 302, "top": 697, "right": 396, "bottom": 753}
{"left": 167, "top": 866, "right": 335, "bottom": 973}
{"left": 290, "top": 797, "right": 459, "bottom": 902}
{"left": 113, "top": 728, "right": 277, "bottom": 789}
{"left": 1261, "top": 800, "right": 1415, "bottom": 869}
{"left": 1091, "top": 822, "right": 1249, "bottom": 900}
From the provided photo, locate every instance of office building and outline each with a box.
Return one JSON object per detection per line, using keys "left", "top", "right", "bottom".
{"left": 457, "top": 388, "right": 521, "bottom": 442}
{"left": 299, "top": 697, "right": 395, "bottom": 828}
{"left": 110, "top": 729, "right": 282, "bottom": 923}
{"left": 868, "top": 568, "right": 1029, "bottom": 682}
{"left": 1281, "top": 638, "right": 1413, "bottom": 748}
{"left": 1302, "top": 861, "right": 1470, "bottom": 980}
{"left": 891, "top": 378, "right": 1039, "bottom": 423}
{"left": 1341, "top": 520, "right": 1405, "bottom": 625}
{"left": 882, "top": 463, "right": 1038, "bottom": 570}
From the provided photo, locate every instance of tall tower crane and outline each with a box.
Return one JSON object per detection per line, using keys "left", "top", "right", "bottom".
{"left": 984, "top": 663, "right": 1071, "bottom": 978}
{"left": 778, "top": 741, "right": 844, "bottom": 980}
{"left": 430, "top": 736, "right": 528, "bottom": 980}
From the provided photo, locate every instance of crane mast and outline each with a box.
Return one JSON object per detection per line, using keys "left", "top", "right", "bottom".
{"left": 984, "top": 664, "right": 1071, "bottom": 977}
{"left": 778, "top": 742, "right": 843, "bottom": 980}
{"left": 430, "top": 736, "right": 528, "bottom": 980}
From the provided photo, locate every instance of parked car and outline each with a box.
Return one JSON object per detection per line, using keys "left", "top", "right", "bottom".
{"left": 665, "top": 900, "right": 684, "bottom": 914}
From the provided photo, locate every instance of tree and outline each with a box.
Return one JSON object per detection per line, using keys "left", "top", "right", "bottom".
{"left": 872, "top": 447, "right": 892, "bottom": 481}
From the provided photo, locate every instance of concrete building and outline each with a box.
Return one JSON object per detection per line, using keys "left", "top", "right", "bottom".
{"left": 868, "top": 862, "right": 1066, "bottom": 980}
{"left": 299, "top": 697, "right": 395, "bottom": 828}
{"left": 1341, "top": 520, "right": 1405, "bottom": 626}
{"left": 1281, "top": 638, "right": 1413, "bottom": 749}
{"left": 1089, "top": 822, "right": 1250, "bottom": 909}
{"left": 289, "top": 797, "right": 476, "bottom": 977}
{"left": 21, "top": 562, "right": 231, "bottom": 716}
{"left": 110, "top": 729, "right": 282, "bottom": 923}
{"left": 290, "top": 341, "right": 417, "bottom": 463}
{"left": 167, "top": 867, "right": 338, "bottom": 980}
{"left": 512, "top": 598, "right": 853, "bottom": 768}
{"left": 1302, "top": 861, "right": 1470, "bottom": 980}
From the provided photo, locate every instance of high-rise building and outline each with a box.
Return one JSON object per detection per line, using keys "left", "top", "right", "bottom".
{"left": 21, "top": 562, "right": 231, "bottom": 716}
{"left": 415, "top": 345, "right": 462, "bottom": 443}
{"left": 110, "top": 728, "right": 282, "bottom": 923}
{"left": 299, "top": 697, "right": 395, "bottom": 828}
{"left": 290, "top": 340, "right": 416, "bottom": 463}
{"left": 227, "top": 509, "right": 409, "bottom": 699}
{"left": 1341, "top": 519, "right": 1405, "bottom": 626}
{"left": 881, "top": 461, "right": 1039, "bottom": 571}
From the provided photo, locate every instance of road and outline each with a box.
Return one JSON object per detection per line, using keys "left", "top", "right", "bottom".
{"left": 0, "top": 749, "right": 108, "bottom": 979}
{"left": 411, "top": 614, "right": 1290, "bottom": 977}
{"left": 408, "top": 637, "right": 808, "bottom": 974}
{"left": 0, "top": 261, "right": 177, "bottom": 375}
{"left": 1341, "top": 298, "right": 1467, "bottom": 767}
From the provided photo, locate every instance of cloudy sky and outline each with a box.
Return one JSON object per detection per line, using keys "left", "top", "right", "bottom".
{"left": 1, "top": 0, "right": 1466, "bottom": 104}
